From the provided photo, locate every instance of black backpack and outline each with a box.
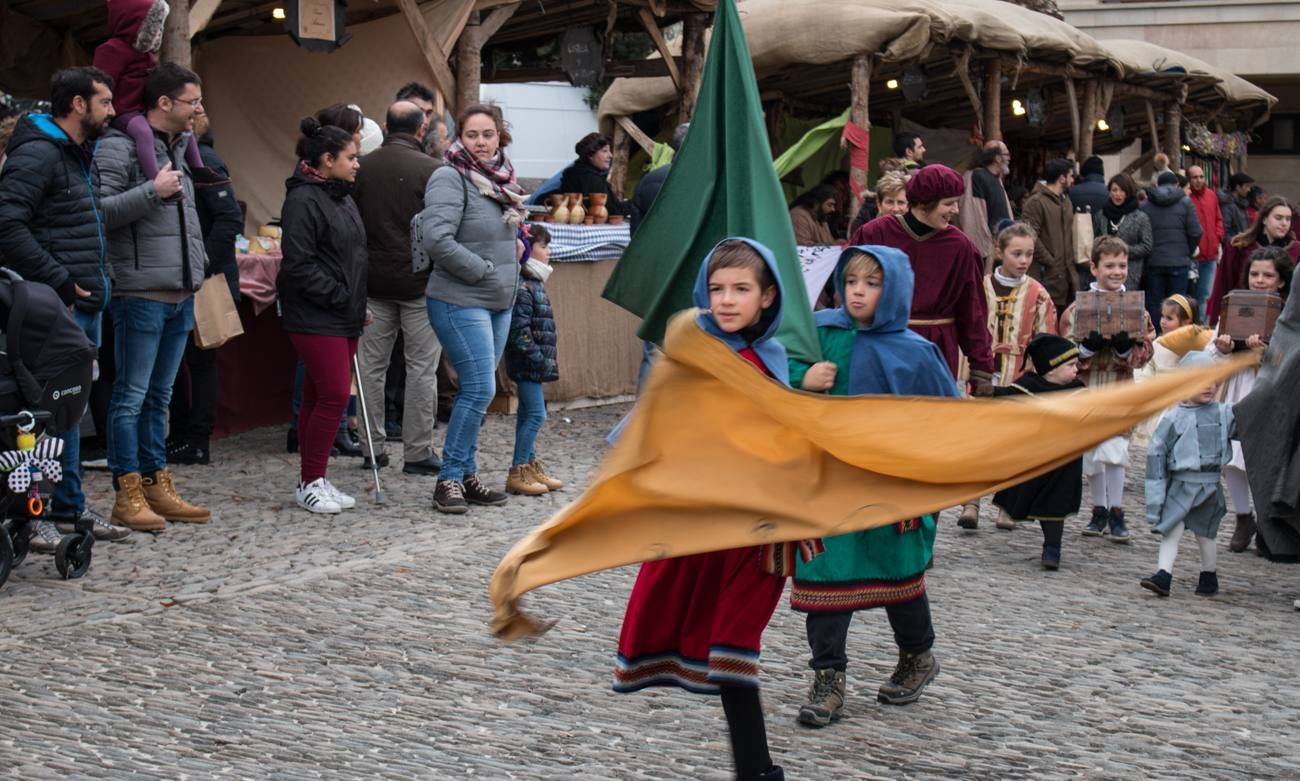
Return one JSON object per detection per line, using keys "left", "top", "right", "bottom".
{"left": 0, "top": 269, "right": 95, "bottom": 434}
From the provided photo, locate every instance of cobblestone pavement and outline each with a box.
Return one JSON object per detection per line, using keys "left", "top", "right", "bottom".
{"left": 1, "top": 405, "right": 1297, "bottom": 780}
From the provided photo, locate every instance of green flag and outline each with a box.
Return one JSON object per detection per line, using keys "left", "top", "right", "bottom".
{"left": 601, "top": 0, "right": 819, "bottom": 363}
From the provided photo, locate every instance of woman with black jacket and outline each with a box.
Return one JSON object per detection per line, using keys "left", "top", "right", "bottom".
{"left": 277, "top": 117, "right": 367, "bottom": 514}
{"left": 557, "top": 132, "right": 626, "bottom": 216}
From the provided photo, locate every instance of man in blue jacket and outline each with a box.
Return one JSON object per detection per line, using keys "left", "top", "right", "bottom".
{"left": 0, "top": 66, "right": 133, "bottom": 549}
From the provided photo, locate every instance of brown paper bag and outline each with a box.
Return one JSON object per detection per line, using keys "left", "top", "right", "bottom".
{"left": 193, "top": 273, "right": 244, "bottom": 349}
{"left": 1073, "top": 212, "right": 1094, "bottom": 266}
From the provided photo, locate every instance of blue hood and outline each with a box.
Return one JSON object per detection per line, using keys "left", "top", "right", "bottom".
{"left": 691, "top": 237, "right": 791, "bottom": 386}
{"left": 815, "top": 244, "right": 958, "bottom": 397}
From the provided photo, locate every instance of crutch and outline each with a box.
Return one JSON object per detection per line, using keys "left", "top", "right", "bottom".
{"left": 352, "top": 354, "right": 387, "bottom": 505}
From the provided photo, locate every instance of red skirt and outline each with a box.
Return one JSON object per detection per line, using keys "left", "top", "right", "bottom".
{"left": 614, "top": 545, "right": 786, "bottom": 694}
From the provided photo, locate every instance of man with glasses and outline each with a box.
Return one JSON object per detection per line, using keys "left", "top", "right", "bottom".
{"left": 94, "top": 62, "right": 210, "bottom": 532}
{"left": 395, "top": 82, "right": 451, "bottom": 158}
{"left": 971, "top": 139, "right": 1013, "bottom": 233}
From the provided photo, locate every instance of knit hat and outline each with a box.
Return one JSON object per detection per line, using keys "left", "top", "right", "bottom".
{"left": 1157, "top": 171, "right": 1179, "bottom": 186}
{"left": 1178, "top": 351, "right": 1215, "bottom": 369}
{"left": 904, "top": 163, "right": 964, "bottom": 204}
{"left": 1026, "top": 333, "right": 1079, "bottom": 375}
{"left": 1228, "top": 172, "right": 1255, "bottom": 188}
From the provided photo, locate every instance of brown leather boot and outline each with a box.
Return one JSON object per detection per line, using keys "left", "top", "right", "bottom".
{"left": 528, "top": 459, "right": 564, "bottom": 491}
{"left": 111, "top": 473, "right": 166, "bottom": 531}
{"left": 142, "top": 469, "right": 211, "bottom": 523}
{"left": 1229, "top": 512, "right": 1255, "bottom": 553}
{"left": 957, "top": 502, "right": 979, "bottom": 530}
{"left": 506, "top": 465, "right": 548, "bottom": 496}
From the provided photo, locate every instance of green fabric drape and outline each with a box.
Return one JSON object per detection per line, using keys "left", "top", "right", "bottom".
{"left": 773, "top": 109, "right": 849, "bottom": 178}
{"left": 601, "top": 0, "right": 819, "bottom": 363}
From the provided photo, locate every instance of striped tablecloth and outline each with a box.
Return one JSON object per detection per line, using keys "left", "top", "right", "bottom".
{"left": 527, "top": 222, "right": 631, "bottom": 262}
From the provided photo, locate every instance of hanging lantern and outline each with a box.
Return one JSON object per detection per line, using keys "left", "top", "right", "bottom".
{"left": 1108, "top": 104, "right": 1126, "bottom": 140}
{"left": 1026, "top": 88, "right": 1046, "bottom": 128}
{"left": 284, "top": 0, "right": 351, "bottom": 53}
{"left": 901, "top": 64, "right": 928, "bottom": 103}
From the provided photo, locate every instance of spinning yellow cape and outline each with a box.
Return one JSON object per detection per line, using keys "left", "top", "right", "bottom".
{"left": 490, "top": 311, "right": 1251, "bottom": 640}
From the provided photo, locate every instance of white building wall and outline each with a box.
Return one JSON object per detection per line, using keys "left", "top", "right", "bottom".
{"left": 478, "top": 82, "right": 597, "bottom": 180}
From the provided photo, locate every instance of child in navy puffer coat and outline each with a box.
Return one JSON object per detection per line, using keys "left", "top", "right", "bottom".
{"left": 505, "top": 226, "right": 563, "bottom": 496}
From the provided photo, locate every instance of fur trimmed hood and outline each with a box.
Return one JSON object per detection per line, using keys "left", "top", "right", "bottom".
{"left": 108, "top": 0, "right": 169, "bottom": 54}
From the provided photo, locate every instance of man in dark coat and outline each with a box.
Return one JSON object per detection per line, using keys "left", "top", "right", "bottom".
{"left": 167, "top": 111, "right": 243, "bottom": 465}
{"left": 1140, "top": 172, "right": 1202, "bottom": 328}
{"left": 0, "top": 66, "right": 131, "bottom": 547}
{"left": 1020, "top": 158, "right": 1078, "bottom": 310}
{"left": 628, "top": 122, "right": 688, "bottom": 235}
{"left": 352, "top": 100, "right": 443, "bottom": 475}
{"left": 1218, "top": 172, "right": 1253, "bottom": 244}
{"left": 1068, "top": 156, "right": 1108, "bottom": 215}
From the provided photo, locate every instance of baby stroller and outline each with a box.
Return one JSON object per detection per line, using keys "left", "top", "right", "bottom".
{"left": 0, "top": 268, "right": 96, "bottom": 586}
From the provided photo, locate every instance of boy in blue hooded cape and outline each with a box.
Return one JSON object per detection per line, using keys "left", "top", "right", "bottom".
{"left": 616, "top": 237, "right": 816, "bottom": 781}
{"left": 787, "top": 244, "right": 957, "bottom": 728}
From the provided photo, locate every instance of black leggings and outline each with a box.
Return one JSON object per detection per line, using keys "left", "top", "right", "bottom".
{"left": 1040, "top": 520, "right": 1064, "bottom": 548}
{"left": 720, "top": 685, "right": 772, "bottom": 779}
{"left": 806, "top": 593, "right": 935, "bottom": 671}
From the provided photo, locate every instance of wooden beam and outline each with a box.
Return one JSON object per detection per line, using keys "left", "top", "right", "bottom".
{"left": 848, "top": 54, "right": 871, "bottom": 218}
{"left": 608, "top": 124, "right": 631, "bottom": 197}
{"left": 161, "top": 0, "right": 191, "bottom": 68}
{"left": 951, "top": 49, "right": 982, "bottom": 131}
{"left": 396, "top": 0, "right": 459, "bottom": 109}
{"left": 1121, "top": 148, "right": 1156, "bottom": 177}
{"left": 638, "top": 8, "right": 683, "bottom": 91}
{"left": 615, "top": 116, "right": 657, "bottom": 156}
{"left": 677, "top": 11, "right": 707, "bottom": 125}
{"left": 1080, "top": 79, "right": 1097, "bottom": 158}
{"left": 439, "top": 0, "right": 478, "bottom": 52}
{"left": 1166, "top": 103, "right": 1183, "bottom": 170}
{"left": 478, "top": 1, "right": 520, "bottom": 42}
{"left": 456, "top": 11, "right": 482, "bottom": 115}
{"left": 1145, "top": 100, "right": 1161, "bottom": 156}
{"left": 189, "top": 0, "right": 223, "bottom": 38}
{"left": 1063, "top": 77, "right": 1080, "bottom": 158}
{"left": 984, "top": 58, "right": 1002, "bottom": 141}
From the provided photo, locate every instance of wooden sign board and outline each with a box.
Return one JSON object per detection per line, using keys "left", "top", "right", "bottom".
{"left": 1070, "top": 290, "right": 1146, "bottom": 338}
{"left": 560, "top": 26, "right": 604, "bottom": 88}
{"left": 1220, "top": 290, "right": 1283, "bottom": 341}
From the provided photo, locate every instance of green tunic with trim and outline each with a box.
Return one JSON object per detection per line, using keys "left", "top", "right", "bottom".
{"left": 788, "top": 326, "right": 938, "bottom": 613}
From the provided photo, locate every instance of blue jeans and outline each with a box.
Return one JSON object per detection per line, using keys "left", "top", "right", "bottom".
{"left": 53, "top": 308, "right": 103, "bottom": 514}
{"left": 1143, "top": 265, "right": 1190, "bottom": 333}
{"left": 426, "top": 300, "right": 509, "bottom": 482}
{"left": 1193, "top": 259, "right": 1217, "bottom": 322}
{"left": 512, "top": 380, "right": 546, "bottom": 466}
{"left": 107, "top": 297, "right": 194, "bottom": 476}
{"left": 636, "top": 340, "right": 658, "bottom": 395}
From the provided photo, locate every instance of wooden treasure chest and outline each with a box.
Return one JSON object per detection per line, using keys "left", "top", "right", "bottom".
{"left": 1220, "top": 290, "right": 1283, "bottom": 341}
{"left": 1070, "top": 290, "right": 1146, "bottom": 338}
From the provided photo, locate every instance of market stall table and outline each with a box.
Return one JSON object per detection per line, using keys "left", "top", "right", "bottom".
{"left": 214, "top": 252, "right": 296, "bottom": 438}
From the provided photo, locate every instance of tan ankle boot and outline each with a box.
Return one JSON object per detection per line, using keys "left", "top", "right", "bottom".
{"left": 506, "top": 465, "right": 548, "bottom": 496}
{"left": 142, "top": 469, "right": 211, "bottom": 523}
{"left": 528, "top": 459, "right": 564, "bottom": 491}
{"left": 112, "top": 473, "right": 166, "bottom": 531}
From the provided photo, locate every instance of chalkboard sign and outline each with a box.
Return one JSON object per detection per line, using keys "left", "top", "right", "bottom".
{"left": 560, "top": 26, "right": 604, "bottom": 88}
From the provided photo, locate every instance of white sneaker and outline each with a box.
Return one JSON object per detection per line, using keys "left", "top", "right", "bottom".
{"left": 323, "top": 479, "right": 356, "bottom": 510}
{"left": 296, "top": 478, "right": 342, "bottom": 514}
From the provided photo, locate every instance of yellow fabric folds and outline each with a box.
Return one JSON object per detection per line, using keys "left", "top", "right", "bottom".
{"left": 490, "top": 311, "right": 1253, "bottom": 640}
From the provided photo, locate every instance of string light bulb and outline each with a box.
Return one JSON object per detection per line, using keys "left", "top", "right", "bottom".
{"left": 272, "top": 7, "right": 286, "bottom": 20}
{"left": 886, "top": 79, "right": 899, "bottom": 90}
{"left": 1011, "top": 99, "right": 1026, "bottom": 117}
{"left": 1096, "top": 119, "right": 1110, "bottom": 131}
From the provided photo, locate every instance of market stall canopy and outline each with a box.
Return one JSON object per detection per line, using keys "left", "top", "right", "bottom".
{"left": 0, "top": 0, "right": 716, "bottom": 99}
{"left": 598, "top": 0, "right": 1124, "bottom": 127}
{"left": 1098, "top": 39, "right": 1277, "bottom": 127}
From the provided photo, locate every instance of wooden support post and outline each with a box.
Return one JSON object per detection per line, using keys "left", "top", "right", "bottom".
{"left": 1063, "top": 78, "right": 1080, "bottom": 158}
{"left": 615, "top": 116, "right": 656, "bottom": 156}
{"left": 608, "top": 124, "right": 631, "bottom": 198}
{"left": 952, "top": 49, "right": 983, "bottom": 131}
{"left": 456, "top": 11, "right": 483, "bottom": 115}
{"left": 161, "top": 0, "right": 191, "bottom": 68}
{"left": 984, "top": 59, "right": 1002, "bottom": 141}
{"left": 397, "top": 0, "right": 459, "bottom": 112}
{"left": 638, "top": 8, "right": 683, "bottom": 91}
{"left": 1145, "top": 99, "right": 1161, "bottom": 156}
{"left": 1165, "top": 103, "right": 1183, "bottom": 170}
{"left": 479, "top": 1, "right": 520, "bottom": 40}
{"left": 677, "top": 11, "right": 708, "bottom": 125}
{"left": 848, "top": 54, "right": 871, "bottom": 218}
{"left": 1080, "top": 79, "right": 1097, "bottom": 159}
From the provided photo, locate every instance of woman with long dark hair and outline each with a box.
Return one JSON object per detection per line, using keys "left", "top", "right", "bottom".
{"left": 421, "top": 104, "right": 526, "bottom": 514}
{"left": 278, "top": 117, "right": 367, "bottom": 513}
{"left": 1208, "top": 196, "right": 1300, "bottom": 325}
{"left": 1092, "top": 173, "right": 1152, "bottom": 291}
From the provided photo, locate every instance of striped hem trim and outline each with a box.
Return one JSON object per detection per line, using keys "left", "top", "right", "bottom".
{"left": 790, "top": 575, "right": 927, "bottom": 613}
{"left": 613, "top": 645, "right": 762, "bottom": 694}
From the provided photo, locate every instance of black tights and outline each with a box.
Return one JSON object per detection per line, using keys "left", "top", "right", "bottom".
{"left": 720, "top": 685, "right": 772, "bottom": 779}
{"left": 1040, "top": 520, "right": 1064, "bottom": 548}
